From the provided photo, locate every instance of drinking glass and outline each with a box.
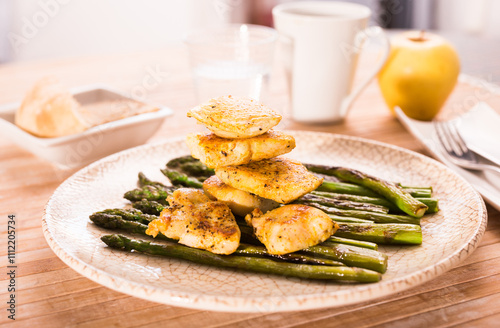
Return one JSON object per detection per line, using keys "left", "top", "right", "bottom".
{"left": 185, "top": 24, "right": 277, "bottom": 102}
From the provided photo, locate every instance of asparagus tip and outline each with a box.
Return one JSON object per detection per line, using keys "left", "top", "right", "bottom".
{"left": 101, "top": 234, "right": 126, "bottom": 249}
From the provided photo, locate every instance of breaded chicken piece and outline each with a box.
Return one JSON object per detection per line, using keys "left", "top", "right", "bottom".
{"left": 186, "top": 130, "right": 295, "bottom": 169}
{"left": 215, "top": 157, "right": 323, "bottom": 204}
{"left": 187, "top": 95, "right": 281, "bottom": 139}
{"left": 146, "top": 188, "right": 240, "bottom": 255}
{"left": 203, "top": 175, "right": 280, "bottom": 216}
{"left": 245, "top": 205, "right": 337, "bottom": 255}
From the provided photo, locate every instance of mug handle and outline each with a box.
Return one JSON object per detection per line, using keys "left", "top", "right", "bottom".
{"left": 340, "top": 26, "right": 390, "bottom": 116}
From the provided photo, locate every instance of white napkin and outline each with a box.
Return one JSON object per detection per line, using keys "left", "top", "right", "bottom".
{"left": 395, "top": 106, "right": 500, "bottom": 212}
{"left": 458, "top": 102, "right": 500, "bottom": 166}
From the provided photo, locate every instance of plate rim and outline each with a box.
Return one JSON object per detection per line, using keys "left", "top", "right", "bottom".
{"left": 42, "top": 131, "right": 488, "bottom": 312}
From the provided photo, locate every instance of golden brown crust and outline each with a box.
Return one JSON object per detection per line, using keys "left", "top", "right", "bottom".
{"left": 186, "top": 130, "right": 295, "bottom": 168}
{"left": 245, "top": 205, "right": 335, "bottom": 255}
{"left": 215, "top": 157, "right": 323, "bottom": 204}
{"left": 145, "top": 188, "right": 240, "bottom": 255}
{"left": 187, "top": 95, "right": 281, "bottom": 138}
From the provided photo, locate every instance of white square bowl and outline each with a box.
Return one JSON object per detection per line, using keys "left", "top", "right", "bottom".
{"left": 0, "top": 85, "right": 173, "bottom": 168}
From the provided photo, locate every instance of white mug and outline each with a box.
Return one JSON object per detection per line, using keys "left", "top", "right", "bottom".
{"left": 272, "top": 1, "right": 389, "bottom": 123}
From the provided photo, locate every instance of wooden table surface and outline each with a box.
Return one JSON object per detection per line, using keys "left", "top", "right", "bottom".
{"left": 1, "top": 32, "right": 500, "bottom": 327}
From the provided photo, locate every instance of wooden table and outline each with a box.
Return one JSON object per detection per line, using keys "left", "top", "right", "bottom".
{"left": 1, "top": 33, "right": 500, "bottom": 327}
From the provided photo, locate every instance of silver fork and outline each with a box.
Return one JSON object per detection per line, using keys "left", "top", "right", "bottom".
{"left": 434, "top": 120, "right": 500, "bottom": 174}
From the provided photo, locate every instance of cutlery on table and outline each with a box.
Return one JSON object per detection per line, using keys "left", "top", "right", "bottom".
{"left": 433, "top": 120, "right": 500, "bottom": 175}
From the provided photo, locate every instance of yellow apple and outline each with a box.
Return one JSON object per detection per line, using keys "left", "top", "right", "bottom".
{"left": 378, "top": 31, "right": 460, "bottom": 121}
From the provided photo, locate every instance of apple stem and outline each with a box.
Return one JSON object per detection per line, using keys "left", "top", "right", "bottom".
{"left": 409, "top": 30, "right": 428, "bottom": 42}
{"left": 419, "top": 30, "right": 425, "bottom": 40}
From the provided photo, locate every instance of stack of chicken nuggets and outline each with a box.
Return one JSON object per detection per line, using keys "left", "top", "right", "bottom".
{"left": 187, "top": 96, "right": 337, "bottom": 255}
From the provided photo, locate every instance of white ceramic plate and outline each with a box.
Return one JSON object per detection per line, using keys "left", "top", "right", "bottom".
{"left": 42, "top": 131, "right": 487, "bottom": 312}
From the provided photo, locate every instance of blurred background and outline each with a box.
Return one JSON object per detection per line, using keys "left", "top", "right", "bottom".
{"left": 1, "top": 0, "right": 499, "bottom": 63}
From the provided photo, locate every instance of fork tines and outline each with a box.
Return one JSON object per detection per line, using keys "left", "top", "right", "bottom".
{"left": 434, "top": 121, "right": 475, "bottom": 161}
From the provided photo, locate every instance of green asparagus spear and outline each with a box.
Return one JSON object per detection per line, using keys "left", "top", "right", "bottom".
{"left": 90, "top": 212, "right": 175, "bottom": 242}
{"left": 400, "top": 188, "right": 432, "bottom": 199}
{"left": 167, "top": 155, "right": 215, "bottom": 178}
{"left": 334, "top": 223, "right": 422, "bottom": 245}
{"left": 302, "top": 243, "right": 388, "bottom": 273}
{"left": 102, "top": 234, "right": 381, "bottom": 282}
{"left": 325, "top": 236, "right": 378, "bottom": 250}
{"left": 399, "top": 185, "right": 432, "bottom": 192}
{"left": 312, "top": 203, "right": 421, "bottom": 225}
{"left": 298, "top": 194, "right": 389, "bottom": 214}
{"left": 132, "top": 199, "right": 165, "bottom": 216}
{"left": 179, "top": 163, "right": 214, "bottom": 179}
{"left": 328, "top": 214, "right": 374, "bottom": 224}
{"left": 317, "top": 181, "right": 432, "bottom": 198}
{"left": 91, "top": 209, "right": 156, "bottom": 226}
{"left": 418, "top": 197, "right": 439, "bottom": 213}
{"left": 236, "top": 244, "right": 344, "bottom": 266}
{"left": 307, "top": 165, "right": 428, "bottom": 217}
{"left": 166, "top": 155, "right": 198, "bottom": 168}
{"left": 137, "top": 172, "right": 168, "bottom": 189}
{"left": 93, "top": 209, "right": 157, "bottom": 225}
{"left": 317, "top": 181, "right": 380, "bottom": 197}
{"left": 312, "top": 191, "right": 438, "bottom": 214}
{"left": 161, "top": 168, "right": 204, "bottom": 189}
{"left": 124, "top": 185, "right": 172, "bottom": 203}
